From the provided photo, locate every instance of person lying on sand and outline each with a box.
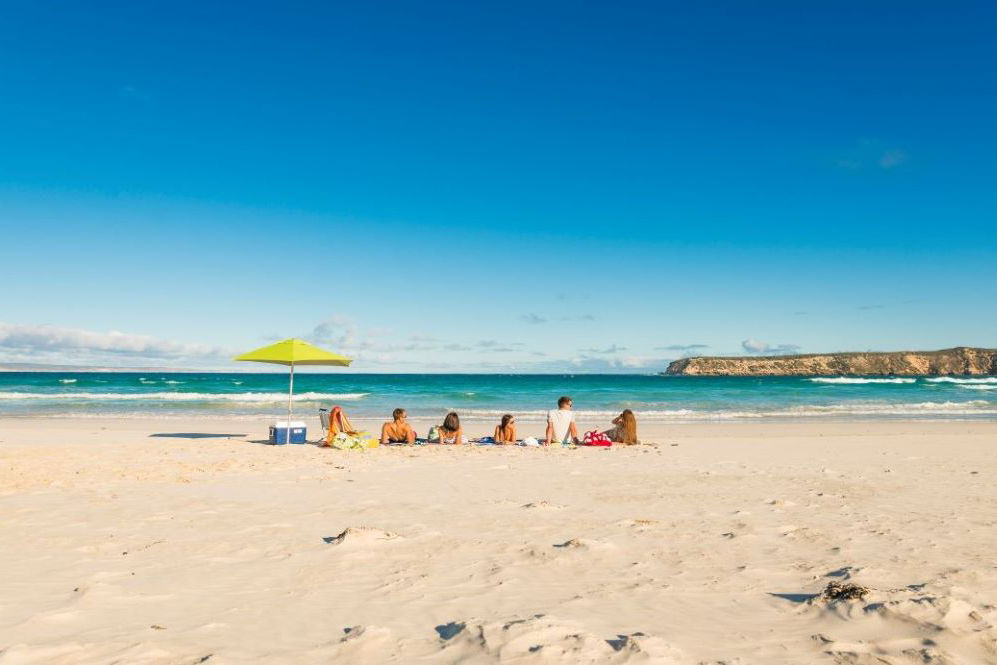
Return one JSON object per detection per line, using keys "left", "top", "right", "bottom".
{"left": 439, "top": 411, "right": 463, "bottom": 445}
{"left": 603, "top": 409, "right": 638, "bottom": 445}
{"left": 545, "top": 396, "right": 579, "bottom": 446}
{"left": 381, "top": 408, "right": 417, "bottom": 445}
{"left": 494, "top": 414, "right": 516, "bottom": 444}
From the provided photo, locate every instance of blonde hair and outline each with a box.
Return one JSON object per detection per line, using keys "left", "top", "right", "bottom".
{"left": 619, "top": 409, "right": 637, "bottom": 444}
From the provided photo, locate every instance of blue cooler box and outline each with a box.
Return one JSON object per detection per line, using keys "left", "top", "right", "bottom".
{"left": 269, "top": 421, "right": 307, "bottom": 444}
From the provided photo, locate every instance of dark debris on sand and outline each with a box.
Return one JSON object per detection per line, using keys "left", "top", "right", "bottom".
{"left": 820, "top": 581, "right": 869, "bottom": 601}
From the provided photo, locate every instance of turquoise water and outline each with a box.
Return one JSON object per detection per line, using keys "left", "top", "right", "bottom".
{"left": 1, "top": 372, "right": 995, "bottom": 421}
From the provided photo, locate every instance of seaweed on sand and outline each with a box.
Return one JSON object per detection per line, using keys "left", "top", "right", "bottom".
{"left": 821, "top": 581, "right": 869, "bottom": 601}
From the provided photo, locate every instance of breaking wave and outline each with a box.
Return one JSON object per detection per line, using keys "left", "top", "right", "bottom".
{"left": 0, "top": 391, "right": 369, "bottom": 402}
{"left": 58, "top": 379, "right": 77, "bottom": 384}
{"left": 808, "top": 377, "right": 916, "bottom": 384}
{"left": 924, "top": 377, "right": 997, "bottom": 384}
{"left": 452, "top": 401, "right": 996, "bottom": 421}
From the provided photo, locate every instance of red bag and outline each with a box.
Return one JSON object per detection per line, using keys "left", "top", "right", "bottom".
{"left": 583, "top": 430, "right": 612, "bottom": 446}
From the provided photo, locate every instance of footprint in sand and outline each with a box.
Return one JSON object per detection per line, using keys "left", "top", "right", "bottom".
{"left": 783, "top": 581, "right": 997, "bottom": 663}
{"left": 552, "top": 538, "right": 616, "bottom": 552}
{"left": 323, "top": 527, "right": 402, "bottom": 546}
{"left": 327, "top": 625, "right": 401, "bottom": 660}
{"left": 431, "top": 614, "right": 688, "bottom": 662}
{"left": 618, "top": 518, "right": 660, "bottom": 531}
{"left": 522, "top": 501, "right": 565, "bottom": 510}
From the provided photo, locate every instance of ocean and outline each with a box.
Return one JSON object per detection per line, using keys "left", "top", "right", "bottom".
{"left": 1, "top": 372, "right": 995, "bottom": 422}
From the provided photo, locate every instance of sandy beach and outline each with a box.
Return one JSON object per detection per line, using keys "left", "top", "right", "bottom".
{"left": 1, "top": 418, "right": 996, "bottom": 664}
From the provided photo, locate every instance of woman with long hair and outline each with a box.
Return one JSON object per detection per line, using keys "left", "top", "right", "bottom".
{"left": 605, "top": 409, "right": 638, "bottom": 445}
{"left": 494, "top": 414, "right": 516, "bottom": 444}
{"left": 439, "top": 411, "right": 463, "bottom": 445}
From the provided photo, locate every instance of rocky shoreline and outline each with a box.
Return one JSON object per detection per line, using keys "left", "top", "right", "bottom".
{"left": 665, "top": 346, "right": 997, "bottom": 376}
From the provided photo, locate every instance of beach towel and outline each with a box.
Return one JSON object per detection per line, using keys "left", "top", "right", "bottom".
{"left": 519, "top": 437, "right": 540, "bottom": 447}
{"left": 325, "top": 406, "right": 377, "bottom": 448}
{"left": 329, "top": 431, "right": 367, "bottom": 450}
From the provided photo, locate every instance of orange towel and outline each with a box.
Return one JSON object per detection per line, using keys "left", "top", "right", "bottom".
{"left": 326, "top": 406, "right": 358, "bottom": 445}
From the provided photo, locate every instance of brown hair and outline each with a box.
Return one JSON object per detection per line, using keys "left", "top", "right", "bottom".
{"left": 442, "top": 411, "right": 460, "bottom": 433}
{"left": 392, "top": 408, "right": 406, "bottom": 421}
{"left": 619, "top": 409, "right": 637, "bottom": 444}
{"left": 496, "top": 414, "right": 513, "bottom": 439}
{"left": 557, "top": 396, "right": 572, "bottom": 408}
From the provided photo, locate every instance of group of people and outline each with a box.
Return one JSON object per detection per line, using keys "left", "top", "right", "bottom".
{"left": 379, "top": 395, "right": 639, "bottom": 446}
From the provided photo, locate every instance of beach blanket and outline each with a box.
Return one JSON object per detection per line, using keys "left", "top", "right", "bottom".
{"left": 582, "top": 430, "right": 612, "bottom": 446}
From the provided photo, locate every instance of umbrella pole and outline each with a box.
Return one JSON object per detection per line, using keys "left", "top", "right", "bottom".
{"left": 287, "top": 363, "right": 294, "bottom": 444}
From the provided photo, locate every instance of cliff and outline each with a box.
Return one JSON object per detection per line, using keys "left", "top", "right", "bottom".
{"left": 664, "top": 347, "right": 997, "bottom": 376}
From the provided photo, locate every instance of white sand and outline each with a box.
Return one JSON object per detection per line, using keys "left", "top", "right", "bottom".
{"left": 1, "top": 418, "right": 996, "bottom": 664}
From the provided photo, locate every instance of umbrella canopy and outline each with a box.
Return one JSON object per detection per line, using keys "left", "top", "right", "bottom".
{"left": 235, "top": 338, "right": 353, "bottom": 366}
{"left": 234, "top": 338, "right": 353, "bottom": 443}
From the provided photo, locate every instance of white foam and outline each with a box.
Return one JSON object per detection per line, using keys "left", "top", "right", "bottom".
{"left": 448, "top": 402, "right": 997, "bottom": 421}
{"left": 769, "top": 400, "right": 996, "bottom": 416}
{"left": 58, "top": 379, "right": 77, "bottom": 384}
{"left": 924, "top": 377, "right": 997, "bottom": 384}
{"left": 808, "top": 377, "right": 916, "bottom": 384}
{"left": 960, "top": 385, "right": 997, "bottom": 391}
{"left": 0, "top": 391, "right": 369, "bottom": 402}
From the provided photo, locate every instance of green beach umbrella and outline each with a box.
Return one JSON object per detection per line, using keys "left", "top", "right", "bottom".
{"left": 235, "top": 338, "right": 353, "bottom": 443}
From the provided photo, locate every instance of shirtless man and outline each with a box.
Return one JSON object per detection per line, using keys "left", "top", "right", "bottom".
{"left": 381, "top": 408, "right": 417, "bottom": 445}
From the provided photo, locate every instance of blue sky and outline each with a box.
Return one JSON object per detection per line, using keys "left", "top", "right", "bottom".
{"left": 1, "top": 2, "right": 994, "bottom": 371}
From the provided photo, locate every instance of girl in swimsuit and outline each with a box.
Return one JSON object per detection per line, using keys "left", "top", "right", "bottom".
{"left": 439, "top": 411, "right": 463, "bottom": 445}
{"left": 494, "top": 414, "right": 516, "bottom": 444}
{"left": 604, "top": 409, "right": 638, "bottom": 445}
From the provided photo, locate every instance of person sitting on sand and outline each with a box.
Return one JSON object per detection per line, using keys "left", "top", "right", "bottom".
{"left": 381, "top": 408, "right": 416, "bottom": 445}
{"left": 494, "top": 414, "right": 516, "bottom": 444}
{"left": 545, "top": 396, "right": 579, "bottom": 446}
{"left": 604, "top": 409, "right": 638, "bottom": 445}
{"left": 439, "top": 411, "right": 463, "bottom": 445}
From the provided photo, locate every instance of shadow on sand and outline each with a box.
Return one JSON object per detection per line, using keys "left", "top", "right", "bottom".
{"left": 149, "top": 433, "right": 247, "bottom": 439}
{"left": 768, "top": 592, "right": 818, "bottom": 603}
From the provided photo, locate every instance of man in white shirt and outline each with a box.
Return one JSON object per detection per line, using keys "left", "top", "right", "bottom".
{"left": 545, "top": 395, "right": 579, "bottom": 446}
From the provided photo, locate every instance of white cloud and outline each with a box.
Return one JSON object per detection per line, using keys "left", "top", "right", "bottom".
{"left": 520, "top": 313, "right": 547, "bottom": 324}
{"left": 656, "top": 343, "right": 708, "bottom": 351}
{"left": 542, "top": 354, "right": 669, "bottom": 372}
{"left": 878, "top": 149, "right": 907, "bottom": 169}
{"left": 0, "top": 322, "right": 224, "bottom": 364}
{"left": 741, "top": 338, "right": 801, "bottom": 355}
{"left": 310, "top": 316, "right": 359, "bottom": 348}
{"left": 836, "top": 140, "right": 909, "bottom": 170}
{"left": 580, "top": 344, "right": 627, "bottom": 354}
{"left": 741, "top": 338, "right": 768, "bottom": 353}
